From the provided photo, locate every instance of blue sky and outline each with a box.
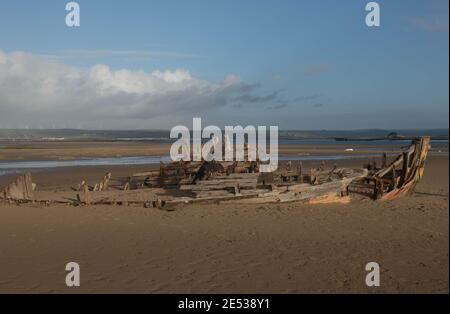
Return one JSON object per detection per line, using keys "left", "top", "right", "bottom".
{"left": 0, "top": 0, "right": 448, "bottom": 129}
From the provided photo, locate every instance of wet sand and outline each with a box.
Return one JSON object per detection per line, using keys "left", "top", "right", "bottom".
{"left": 3, "top": 140, "right": 446, "bottom": 161}
{"left": 0, "top": 144, "right": 448, "bottom": 293}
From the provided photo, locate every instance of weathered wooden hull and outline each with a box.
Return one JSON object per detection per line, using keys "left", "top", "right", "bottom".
{"left": 347, "top": 137, "right": 430, "bottom": 201}
{"left": 161, "top": 168, "right": 368, "bottom": 208}
{"left": 371, "top": 137, "right": 430, "bottom": 200}
{"left": 3, "top": 137, "right": 429, "bottom": 208}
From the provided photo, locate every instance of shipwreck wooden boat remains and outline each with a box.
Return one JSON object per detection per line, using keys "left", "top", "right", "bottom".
{"left": 1, "top": 137, "right": 431, "bottom": 208}
{"left": 130, "top": 137, "right": 431, "bottom": 207}
{"left": 1, "top": 172, "right": 36, "bottom": 201}
{"left": 142, "top": 160, "right": 369, "bottom": 208}
{"left": 350, "top": 137, "right": 431, "bottom": 200}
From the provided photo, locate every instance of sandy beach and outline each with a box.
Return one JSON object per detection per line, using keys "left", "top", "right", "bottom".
{"left": 0, "top": 142, "right": 448, "bottom": 294}
{"left": 1, "top": 0, "right": 448, "bottom": 299}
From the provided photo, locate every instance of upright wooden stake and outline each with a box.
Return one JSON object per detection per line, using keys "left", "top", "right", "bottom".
{"left": 381, "top": 152, "right": 387, "bottom": 168}
{"left": 83, "top": 184, "right": 91, "bottom": 205}
{"left": 297, "top": 162, "right": 303, "bottom": 183}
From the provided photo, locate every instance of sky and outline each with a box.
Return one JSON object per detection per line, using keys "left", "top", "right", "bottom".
{"left": 0, "top": 0, "right": 448, "bottom": 130}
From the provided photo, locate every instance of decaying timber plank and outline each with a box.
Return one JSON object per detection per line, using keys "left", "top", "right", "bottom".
{"left": 162, "top": 189, "right": 270, "bottom": 207}
{"left": 1, "top": 173, "right": 35, "bottom": 200}
{"left": 194, "top": 188, "right": 271, "bottom": 199}
{"left": 273, "top": 177, "right": 352, "bottom": 203}
{"left": 164, "top": 175, "right": 359, "bottom": 207}
{"left": 180, "top": 173, "right": 260, "bottom": 191}
{"left": 132, "top": 170, "right": 160, "bottom": 178}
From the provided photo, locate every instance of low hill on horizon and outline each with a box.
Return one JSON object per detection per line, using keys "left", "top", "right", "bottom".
{"left": 0, "top": 128, "right": 448, "bottom": 141}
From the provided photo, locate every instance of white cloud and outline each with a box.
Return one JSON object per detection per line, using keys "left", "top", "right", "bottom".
{"left": 0, "top": 50, "right": 261, "bottom": 128}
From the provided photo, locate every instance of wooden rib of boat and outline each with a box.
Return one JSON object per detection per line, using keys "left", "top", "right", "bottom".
{"left": 367, "top": 137, "right": 430, "bottom": 200}
{"left": 373, "top": 137, "right": 430, "bottom": 200}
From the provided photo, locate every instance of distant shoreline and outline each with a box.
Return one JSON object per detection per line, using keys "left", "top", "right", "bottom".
{"left": 0, "top": 136, "right": 448, "bottom": 143}
{"left": 0, "top": 128, "right": 448, "bottom": 142}
{"left": 333, "top": 136, "right": 449, "bottom": 141}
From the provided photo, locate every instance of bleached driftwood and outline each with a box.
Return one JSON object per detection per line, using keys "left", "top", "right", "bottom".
{"left": 1, "top": 173, "right": 35, "bottom": 200}
{"left": 75, "top": 180, "right": 86, "bottom": 191}
{"left": 90, "top": 172, "right": 112, "bottom": 192}
{"left": 76, "top": 184, "right": 91, "bottom": 205}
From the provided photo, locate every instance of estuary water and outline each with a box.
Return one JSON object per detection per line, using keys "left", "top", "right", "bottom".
{"left": 0, "top": 153, "right": 395, "bottom": 176}
{"left": 0, "top": 139, "right": 447, "bottom": 176}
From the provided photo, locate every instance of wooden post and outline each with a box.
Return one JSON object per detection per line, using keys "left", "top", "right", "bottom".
{"left": 297, "top": 162, "right": 303, "bottom": 183}
{"left": 381, "top": 152, "right": 387, "bottom": 168}
{"left": 101, "top": 172, "right": 112, "bottom": 191}
{"left": 373, "top": 180, "right": 378, "bottom": 199}
{"left": 319, "top": 161, "right": 326, "bottom": 171}
{"left": 374, "top": 179, "right": 384, "bottom": 200}
{"left": 76, "top": 180, "right": 86, "bottom": 191}
{"left": 83, "top": 184, "right": 91, "bottom": 205}
{"left": 310, "top": 168, "right": 316, "bottom": 185}
{"left": 399, "top": 152, "right": 409, "bottom": 187}
{"left": 391, "top": 165, "right": 396, "bottom": 189}
{"left": 159, "top": 161, "right": 165, "bottom": 186}
{"left": 379, "top": 181, "right": 384, "bottom": 198}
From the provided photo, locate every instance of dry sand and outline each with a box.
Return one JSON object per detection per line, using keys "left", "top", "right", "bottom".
{"left": 0, "top": 148, "right": 448, "bottom": 293}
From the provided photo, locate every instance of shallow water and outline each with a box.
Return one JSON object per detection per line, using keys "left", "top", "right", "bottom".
{"left": 0, "top": 156, "right": 171, "bottom": 175}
